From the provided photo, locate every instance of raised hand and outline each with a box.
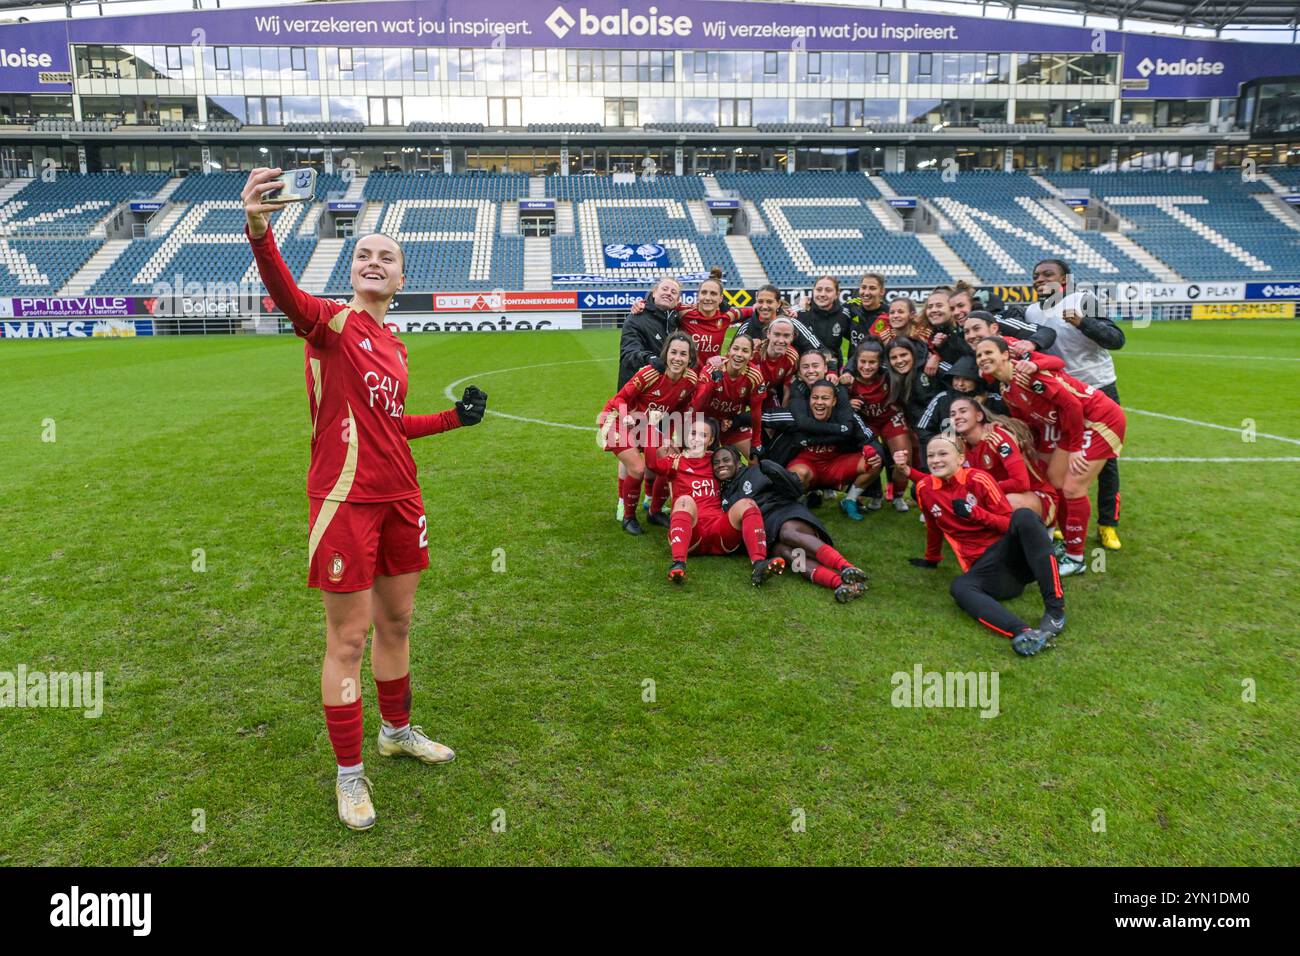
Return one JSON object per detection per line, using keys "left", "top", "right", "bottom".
{"left": 455, "top": 385, "right": 488, "bottom": 426}
{"left": 241, "top": 167, "right": 284, "bottom": 238}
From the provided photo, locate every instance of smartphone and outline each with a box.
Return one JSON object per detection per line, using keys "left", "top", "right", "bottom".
{"left": 265, "top": 168, "right": 317, "bottom": 204}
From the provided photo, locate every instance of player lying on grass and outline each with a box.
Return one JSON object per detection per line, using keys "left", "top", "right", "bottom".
{"left": 598, "top": 332, "right": 700, "bottom": 536}
{"left": 242, "top": 167, "right": 486, "bottom": 832}
{"left": 902, "top": 439, "right": 1065, "bottom": 657}
{"left": 975, "top": 336, "right": 1127, "bottom": 578}
{"left": 714, "top": 446, "right": 867, "bottom": 603}
{"left": 643, "top": 416, "right": 785, "bottom": 586}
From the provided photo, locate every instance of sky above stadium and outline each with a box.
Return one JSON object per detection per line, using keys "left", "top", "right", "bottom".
{"left": 2, "top": 0, "right": 1294, "bottom": 43}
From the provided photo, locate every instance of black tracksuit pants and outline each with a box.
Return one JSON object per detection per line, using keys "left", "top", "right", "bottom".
{"left": 949, "top": 509, "right": 1065, "bottom": 636}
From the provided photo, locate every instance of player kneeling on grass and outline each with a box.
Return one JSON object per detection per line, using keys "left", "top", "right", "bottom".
{"left": 243, "top": 167, "right": 488, "bottom": 832}
{"left": 787, "top": 381, "right": 884, "bottom": 508}
{"left": 902, "top": 439, "right": 1065, "bottom": 657}
{"left": 644, "top": 416, "right": 785, "bottom": 586}
{"left": 714, "top": 446, "right": 867, "bottom": 603}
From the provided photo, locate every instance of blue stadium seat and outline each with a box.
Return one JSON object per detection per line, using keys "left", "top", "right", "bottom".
{"left": 1047, "top": 170, "right": 1300, "bottom": 281}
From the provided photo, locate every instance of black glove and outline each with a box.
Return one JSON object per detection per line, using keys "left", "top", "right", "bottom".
{"left": 455, "top": 385, "right": 487, "bottom": 426}
{"left": 751, "top": 445, "right": 763, "bottom": 459}
{"left": 909, "top": 557, "right": 939, "bottom": 569}
{"left": 648, "top": 356, "right": 666, "bottom": 373}
{"left": 951, "top": 498, "right": 972, "bottom": 519}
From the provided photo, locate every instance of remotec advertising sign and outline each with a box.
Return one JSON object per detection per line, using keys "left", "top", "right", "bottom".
{"left": 2, "top": 0, "right": 1290, "bottom": 99}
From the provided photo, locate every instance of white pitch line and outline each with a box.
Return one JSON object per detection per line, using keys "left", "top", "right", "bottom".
{"left": 1124, "top": 408, "right": 1300, "bottom": 447}
{"left": 1121, "top": 351, "right": 1300, "bottom": 363}
{"left": 1123, "top": 456, "right": 1300, "bottom": 463}
{"left": 442, "top": 358, "right": 608, "bottom": 431}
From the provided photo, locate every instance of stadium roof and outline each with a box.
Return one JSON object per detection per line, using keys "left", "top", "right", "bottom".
{"left": 986, "top": 1, "right": 1300, "bottom": 31}
{"left": 0, "top": 0, "right": 1295, "bottom": 37}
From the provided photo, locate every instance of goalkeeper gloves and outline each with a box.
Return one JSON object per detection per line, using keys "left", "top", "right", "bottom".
{"left": 456, "top": 385, "right": 488, "bottom": 426}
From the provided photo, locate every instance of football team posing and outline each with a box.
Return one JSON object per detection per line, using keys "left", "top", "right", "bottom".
{"left": 598, "top": 259, "right": 1128, "bottom": 658}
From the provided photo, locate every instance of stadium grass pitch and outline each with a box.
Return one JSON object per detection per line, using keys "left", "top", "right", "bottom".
{"left": 0, "top": 320, "right": 1297, "bottom": 866}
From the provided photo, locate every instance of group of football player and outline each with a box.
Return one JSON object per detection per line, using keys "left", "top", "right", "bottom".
{"left": 598, "top": 259, "right": 1128, "bottom": 657}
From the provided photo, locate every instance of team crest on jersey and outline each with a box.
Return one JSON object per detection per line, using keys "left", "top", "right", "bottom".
{"left": 328, "top": 553, "right": 345, "bottom": 583}
{"left": 832, "top": 323, "right": 842, "bottom": 336}
{"left": 743, "top": 480, "right": 753, "bottom": 494}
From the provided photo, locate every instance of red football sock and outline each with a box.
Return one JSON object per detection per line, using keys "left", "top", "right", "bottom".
{"left": 323, "top": 698, "right": 364, "bottom": 768}
{"left": 1063, "top": 495, "right": 1090, "bottom": 559}
{"left": 375, "top": 673, "right": 411, "bottom": 729}
{"left": 668, "top": 511, "right": 692, "bottom": 562}
{"left": 740, "top": 507, "right": 767, "bottom": 561}
{"left": 618, "top": 476, "right": 641, "bottom": 520}
{"left": 810, "top": 566, "right": 842, "bottom": 590}
{"left": 815, "top": 543, "right": 850, "bottom": 572}
{"left": 649, "top": 474, "right": 669, "bottom": 514}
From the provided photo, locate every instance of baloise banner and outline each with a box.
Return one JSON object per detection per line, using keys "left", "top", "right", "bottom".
{"left": 0, "top": 0, "right": 1290, "bottom": 98}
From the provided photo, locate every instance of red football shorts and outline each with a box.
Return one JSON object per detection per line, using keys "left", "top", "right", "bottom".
{"left": 307, "top": 495, "right": 429, "bottom": 592}
{"left": 867, "top": 410, "right": 910, "bottom": 442}
{"left": 689, "top": 509, "right": 743, "bottom": 556}
{"left": 1082, "top": 412, "right": 1126, "bottom": 463}
{"left": 789, "top": 450, "right": 867, "bottom": 489}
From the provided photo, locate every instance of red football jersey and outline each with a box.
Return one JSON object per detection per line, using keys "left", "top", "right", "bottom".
{"left": 692, "top": 364, "right": 766, "bottom": 447}
{"left": 676, "top": 306, "right": 749, "bottom": 370}
{"left": 754, "top": 342, "right": 798, "bottom": 398}
{"left": 602, "top": 365, "right": 700, "bottom": 419}
{"left": 912, "top": 466, "right": 1013, "bottom": 571}
{"left": 644, "top": 445, "right": 724, "bottom": 519}
{"left": 965, "top": 424, "right": 1035, "bottom": 494}
{"left": 993, "top": 369, "right": 1087, "bottom": 456}
{"left": 249, "top": 225, "right": 448, "bottom": 503}
{"left": 848, "top": 374, "right": 899, "bottom": 423}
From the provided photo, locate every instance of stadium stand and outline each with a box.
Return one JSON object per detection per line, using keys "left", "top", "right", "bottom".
{"left": 89, "top": 199, "right": 320, "bottom": 296}
{"left": 12, "top": 168, "right": 1297, "bottom": 298}
{"left": 407, "top": 122, "right": 484, "bottom": 133}
{"left": 545, "top": 174, "right": 739, "bottom": 289}
{"left": 316, "top": 171, "right": 528, "bottom": 292}
{"left": 283, "top": 121, "right": 364, "bottom": 133}
{"left": 0, "top": 172, "right": 169, "bottom": 236}
{"left": 526, "top": 123, "right": 603, "bottom": 134}
{"left": 161, "top": 120, "right": 242, "bottom": 132}
{"left": 31, "top": 119, "right": 118, "bottom": 132}
{"left": 756, "top": 123, "right": 830, "bottom": 133}
{"left": 1047, "top": 170, "right": 1300, "bottom": 279}
{"left": 170, "top": 170, "right": 348, "bottom": 202}
{"left": 716, "top": 171, "right": 950, "bottom": 287}
{"left": 644, "top": 122, "right": 719, "bottom": 133}
{"left": 885, "top": 170, "right": 1159, "bottom": 284}
{"left": 0, "top": 238, "right": 103, "bottom": 295}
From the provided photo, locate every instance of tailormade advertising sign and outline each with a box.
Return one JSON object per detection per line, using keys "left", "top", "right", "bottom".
{"left": 0, "top": 0, "right": 1291, "bottom": 98}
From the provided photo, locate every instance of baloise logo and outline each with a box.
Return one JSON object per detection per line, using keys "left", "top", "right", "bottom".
{"left": 1135, "top": 56, "right": 1224, "bottom": 78}
{"left": 545, "top": 5, "right": 692, "bottom": 40}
